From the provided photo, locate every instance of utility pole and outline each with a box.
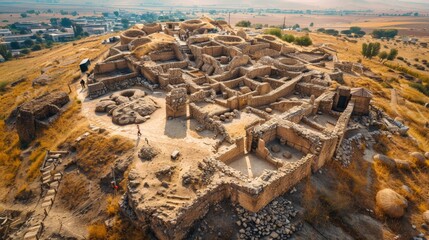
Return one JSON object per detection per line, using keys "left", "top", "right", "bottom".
{"left": 228, "top": 12, "right": 231, "bottom": 25}
{"left": 283, "top": 16, "right": 286, "bottom": 29}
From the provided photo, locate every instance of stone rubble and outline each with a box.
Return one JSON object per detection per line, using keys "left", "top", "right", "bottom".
{"left": 234, "top": 197, "right": 301, "bottom": 239}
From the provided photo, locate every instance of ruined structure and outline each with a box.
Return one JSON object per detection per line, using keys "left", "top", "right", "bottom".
{"left": 85, "top": 18, "right": 373, "bottom": 240}
{"left": 14, "top": 91, "right": 70, "bottom": 145}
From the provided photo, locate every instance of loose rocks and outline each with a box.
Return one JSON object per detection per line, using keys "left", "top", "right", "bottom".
{"left": 376, "top": 188, "right": 408, "bottom": 218}
{"left": 138, "top": 145, "right": 160, "bottom": 161}
{"left": 235, "top": 197, "right": 301, "bottom": 239}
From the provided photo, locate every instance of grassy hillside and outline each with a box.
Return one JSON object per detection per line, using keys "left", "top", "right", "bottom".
{"left": 0, "top": 34, "right": 114, "bottom": 200}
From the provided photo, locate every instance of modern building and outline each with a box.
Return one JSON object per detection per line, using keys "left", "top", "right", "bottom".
{"left": 0, "top": 29, "right": 12, "bottom": 37}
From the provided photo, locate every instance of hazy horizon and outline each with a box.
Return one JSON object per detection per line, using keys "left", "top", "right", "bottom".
{"left": 1, "top": 0, "right": 429, "bottom": 11}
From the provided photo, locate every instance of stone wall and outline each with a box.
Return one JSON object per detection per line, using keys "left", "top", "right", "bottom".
{"left": 94, "top": 59, "right": 129, "bottom": 74}
{"left": 16, "top": 92, "right": 70, "bottom": 145}
{"left": 166, "top": 87, "right": 187, "bottom": 118}
{"left": 248, "top": 75, "right": 302, "bottom": 107}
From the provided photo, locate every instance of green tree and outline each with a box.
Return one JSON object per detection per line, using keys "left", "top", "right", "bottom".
{"left": 0, "top": 44, "right": 12, "bottom": 60}
{"left": 31, "top": 44, "right": 42, "bottom": 51}
{"left": 60, "top": 18, "right": 72, "bottom": 28}
{"left": 378, "top": 51, "right": 388, "bottom": 61}
{"left": 10, "top": 41, "right": 20, "bottom": 49}
{"left": 20, "top": 48, "right": 30, "bottom": 54}
{"left": 74, "top": 25, "right": 83, "bottom": 37}
{"left": 372, "top": 29, "right": 398, "bottom": 39}
{"left": 20, "top": 13, "right": 28, "bottom": 18}
{"left": 114, "top": 11, "right": 119, "bottom": 17}
{"left": 387, "top": 48, "right": 398, "bottom": 60}
{"left": 46, "top": 40, "right": 53, "bottom": 48}
{"left": 121, "top": 19, "right": 129, "bottom": 29}
{"left": 292, "top": 24, "right": 300, "bottom": 29}
{"left": 362, "top": 43, "right": 368, "bottom": 57}
{"left": 23, "top": 39, "right": 34, "bottom": 48}
{"left": 362, "top": 42, "right": 380, "bottom": 58}
{"left": 350, "top": 26, "right": 361, "bottom": 33}
{"left": 309, "top": 22, "right": 314, "bottom": 27}
{"left": 236, "top": 20, "right": 251, "bottom": 27}
{"left": 50, "top": 18, "right": 58, "bottom": 26}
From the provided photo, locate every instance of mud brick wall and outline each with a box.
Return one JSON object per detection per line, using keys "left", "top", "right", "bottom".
{"left": 351, "top": 96, "right": 370, "bottom": 115}
{"left": 242, "top": 43, "right": 270, "bottom": 54}
{"left": 159, "top": 61, "right": 188, "bottom": 72}
{"left": 253, "top": 48, "right": 280, "bottom": 60}
{"left": 269, "top": 100, "right": 304, "bottom": 112}
{"left": 149, "top": 51, "right": 176, "bottom": 62}
{"left": 94, "top": 59, "right": 129, "bottom": 74}
{"left": 217, "top": 138, "right": 245, "bottom": 164}
{"left": 313, "top": 135, "right": 338, "bottom": 171}
{"left": 233, "top": 155, "right": 313, "bottom": 212}
{"left": 295, "top": 83, "right": 328, "bottom": 98}
{"left": 100, "top": 72, "right": 139, "bottom": 89}
{"left": 150, "top": 183, "right": 230, "bottom": 240}
{"left": 277, "top": 127, "right": 311, "bottom": 154}
{"left": 246, "top": 66, "right": 272, "bottom": 79}
{"left": 201, "top": 46, "right": 225, "bottom": 57}
{"left": 248, "top": 75, "right": 302, "bottom": 107}
{"left": 334, "top": 62, "right": 353, "bottom": 73}
{"left": 263, "top": 78, "right": 285, "bottom": 90}
{"left": 333, "top": 102, "right": 354, "bottom": 147}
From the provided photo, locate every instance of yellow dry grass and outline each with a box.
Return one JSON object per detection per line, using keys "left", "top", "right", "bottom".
{"left": 308, "top": 32, "right": 429, "bottom": 151}
{"left": 75, "top": 134, "right": 133, "bottom": 179}
{"left": 0, "top": 34, "right": 115, "bottom": 199}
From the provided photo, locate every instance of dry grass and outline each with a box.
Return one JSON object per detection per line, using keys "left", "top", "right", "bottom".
{"left": 75, "top": 134, "right": 133, "bottom": 179}
{"left": 58, "top": 172, "right": 90, "bottom": 210}
{"left": 87, "top": 222, "right": 108, "bottom": 240}
{"left": 106, "top": 195, "right": 120, "bottom": 216}
{"left": 0, "top": 34, "right": 114, "bottom": 199}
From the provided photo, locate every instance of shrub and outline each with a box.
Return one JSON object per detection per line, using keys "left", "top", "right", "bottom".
{"left": 378, "top": 51, "right": 388, "bottom": 61}
{"left": 10, "top": 41, "right": 20, "bottom": 49}
{"left": 236, "top": 20, "right": 251, "bottom": 27}
{"left": 0, "top": 81, "right": 8, "bottom": 92}
{"left": 409, "top": 82, "right": 429, "bottom": 96}
{"left": 362, "top": 42, "right": 380, "bottom": 58}
{"left": 20, "top": 49, "right": 30, "bottom": 54}
{"left": 23, "top": 39, "right": 34, "bottom": 48}
{"left": 31, "top": 44, "right": 42, "bottom": 51}
{"left": 87, "top": 223, "right": 107, "bottom": 240}
{"left": 324, "top": 29, "right": 339, "bottom": 36}
{"left": 372, "top": 29, "right": 398, "bottom": 39}
{"left": 265, "top": 28, "right": 282, "bottom": 38}
{"left": 282, "top": 34, "right": 295, "bottom": 43}
{"left": 294, "top": 35, "right": 312, "bottom": 46}
{"left": 387, "top": 48, "right": 398, "bottom": 60}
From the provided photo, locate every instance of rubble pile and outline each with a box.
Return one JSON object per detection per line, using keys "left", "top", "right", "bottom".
{"left": 234, "top": 197, "right": 301, "bottom": 239}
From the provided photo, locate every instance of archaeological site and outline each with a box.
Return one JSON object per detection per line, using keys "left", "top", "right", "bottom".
{"left": 79, "top": 17, "right": 379, "bottom": 239}
{"left": 2, "top": 12, "right": 429, "bottom": 240}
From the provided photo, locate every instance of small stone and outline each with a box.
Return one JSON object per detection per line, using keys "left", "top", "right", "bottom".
{"left": 271, "top": 145, "right": 281, "bottom": 153}
{"left": 270, "top": 231, "right": 279, "bottom": 239}
{"left": 265, "top": 108, "right": 272, "bottom": 113}
{"left": 283, "top": 151, "right": 292, "bottom": 159}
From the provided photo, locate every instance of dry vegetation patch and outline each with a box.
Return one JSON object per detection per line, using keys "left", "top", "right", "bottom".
{"left": 75, "top": 134, "right": 134, "bottom": 179}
